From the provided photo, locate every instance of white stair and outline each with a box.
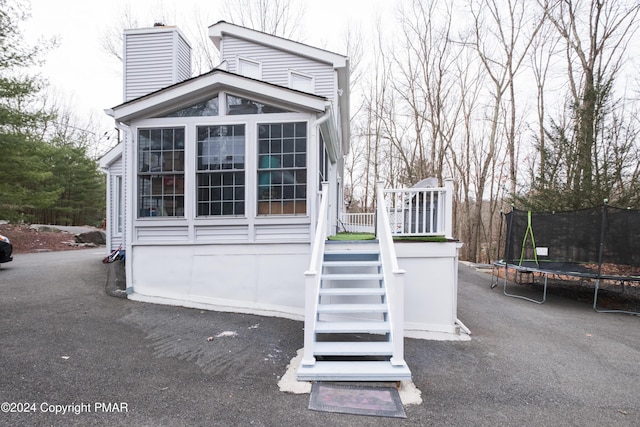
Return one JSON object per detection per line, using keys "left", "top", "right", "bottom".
{"left": 297, "top": 242, "right": 411, "bottom": 382}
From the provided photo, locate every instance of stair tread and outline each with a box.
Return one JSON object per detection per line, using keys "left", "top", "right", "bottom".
{"left": 319, "top": 287, "right": 385, "bottom": 296}
{"left": 317, "top": 303, "right": 387, "bottom": 313}
{"left": 297, "top": 361, "right": 411, "bottom": 381}
{"left": 324, "top": 249, "right": 380, "bottom": 254}
{"left": 322, "top": 273, "right": 383, "bottom": 280}
{"left": 313, "top": 341, "right": 393, "bottom": 355}
{"left": 315, "top": 320, "right": 390, "bottom": 333}
{"left": 323, "top": 260, "right": 381, "bottom": 267}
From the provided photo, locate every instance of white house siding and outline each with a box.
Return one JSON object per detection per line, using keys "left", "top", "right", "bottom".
{"left": 128, "top": 243, "right": 309, "bottom": 319}
{"left": 107, "top": 157, "right": 124, "bottom": 251}
{"left": 136, "top": 226, "right": 190, "bottom": 242}
{"left": 395, "top": 241, "right": 466, "bottom": 340}
{"left": 221, "top": 36, "right": 336, "bottom": 101}
{"left": 124, "top": 28, "right": 191, "bottom": 102}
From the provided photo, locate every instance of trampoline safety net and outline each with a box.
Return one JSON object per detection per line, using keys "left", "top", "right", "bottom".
{"left": 501, "top": 206, "right": 640, "bottom": 277}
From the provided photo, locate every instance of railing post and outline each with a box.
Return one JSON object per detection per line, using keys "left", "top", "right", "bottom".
{"left": 376, "top": 181, "right": 406, "bottom": 367}
{"left": 301, "top": 182, "right": 330, "bottom": 367}
{"left": 444, "top": 178, "right": 454, "bottom": 239}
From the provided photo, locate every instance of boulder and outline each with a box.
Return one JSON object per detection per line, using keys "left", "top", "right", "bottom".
{"left": 75, "top": 230, "right": 106, "bottom": 245}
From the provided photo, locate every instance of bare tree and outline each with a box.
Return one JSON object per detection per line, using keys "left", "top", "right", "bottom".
{"left": 392, "top": 0, "right": 460, "bottom": 184}
{"left": 221, "top": 0, "right": 306, "bottom": 40}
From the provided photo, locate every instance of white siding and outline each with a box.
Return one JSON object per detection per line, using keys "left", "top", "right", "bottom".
{"left": 254, "top": 224, "right": 311, "bottom": 242}
{"left": 104, "top": 157, "right": 124, "bottom": 251}
{"left": 136, "top": 226, "right": 189, "bottom": 242}
{"left": 124, "top": 28, "right": 191, "bottom": 102}
{"left": 195, "top": 225, "right": 250, "bottom": 242}
{"left": 222, "top": 36, "right": 336, "bottom": 101}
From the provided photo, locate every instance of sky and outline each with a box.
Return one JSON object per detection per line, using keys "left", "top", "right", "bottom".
{"left": 21, "top": 0, "right": 395, "bottom": 149}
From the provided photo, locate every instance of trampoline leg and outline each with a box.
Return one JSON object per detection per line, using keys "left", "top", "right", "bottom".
{"left": 593, "top": 279, "right": 640, "bottom": 316}
{"left": 490, "top": 264, "right": 498, "bottom": 289}
{"left": 503, "top": 267, "right": 547, "bottom": 304}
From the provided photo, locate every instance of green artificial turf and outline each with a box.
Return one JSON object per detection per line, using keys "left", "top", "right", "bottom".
{"left": 328, "top": 232, "right": 448, "bottom": 242}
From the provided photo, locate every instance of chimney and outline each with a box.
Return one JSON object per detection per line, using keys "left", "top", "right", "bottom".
{"left": 122, "top": 25, "right": 192, "bottom": 102}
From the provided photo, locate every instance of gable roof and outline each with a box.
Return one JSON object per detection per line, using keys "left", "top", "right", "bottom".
{"left": 107, "top": 68, "right": 328, "bottom": 123}
{"left": 98, "top": 142, "right": 122, "bottom": 169}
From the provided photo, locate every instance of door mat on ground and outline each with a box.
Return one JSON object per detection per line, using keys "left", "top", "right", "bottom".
{"left": 308, "top": 382, "right": 406, "bottom": 418}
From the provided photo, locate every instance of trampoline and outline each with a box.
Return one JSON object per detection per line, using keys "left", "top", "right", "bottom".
{"left": 491, "top": 205, "right": 640, "bottom": 315}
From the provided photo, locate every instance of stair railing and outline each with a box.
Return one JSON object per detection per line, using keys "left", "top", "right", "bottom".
{"left": 301, "top": 182, "right": 330, "bottom": 367}
{"left": 376, "top": 181, "right": 407, "bottom": 366}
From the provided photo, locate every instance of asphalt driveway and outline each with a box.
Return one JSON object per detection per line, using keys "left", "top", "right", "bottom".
{"left": 1, "top": 249, "right": 639, "bottom": 426}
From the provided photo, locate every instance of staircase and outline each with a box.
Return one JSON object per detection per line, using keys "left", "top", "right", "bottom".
{"left": 297, "top": 241, "right": 411, "bottom": 381}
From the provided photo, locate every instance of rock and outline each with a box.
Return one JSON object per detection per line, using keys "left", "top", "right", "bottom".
{"left": 75, "top": 230, "right": 106, "bottom": 245}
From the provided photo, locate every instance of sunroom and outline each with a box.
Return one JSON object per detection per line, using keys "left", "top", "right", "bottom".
{"left": 104, "top": 64, "right": 347, "bottom": 320}
{"left": 109, "top": 68, "right": 341, "bottom": 245}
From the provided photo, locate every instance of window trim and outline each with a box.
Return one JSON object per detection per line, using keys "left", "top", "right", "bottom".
{"left": 136, "top": 127, "right": 186, "bottom": 218}
{"left": 237, "top": 56, "right": 262, "bottom": 80}
{"left": 256, "top": 121, "right": 308, "bottom": 216}
{"left": 196, "top": 123, "right": 247, "bottom": 217}
{"left": 288, "top": 70, "right": 315, "bottom": 93}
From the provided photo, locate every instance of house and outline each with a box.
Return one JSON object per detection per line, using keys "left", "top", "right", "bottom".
{"left": 101, "top": 21, "right": 465, "bottom": 382}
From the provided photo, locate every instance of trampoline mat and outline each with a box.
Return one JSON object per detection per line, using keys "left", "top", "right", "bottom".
{"left": 308, "top": 382, "right": 406, "bottom": 418}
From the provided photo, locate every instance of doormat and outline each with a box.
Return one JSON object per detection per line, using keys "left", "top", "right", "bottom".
{"left": 308, "top": 382, "right": 406, "bottom": 418}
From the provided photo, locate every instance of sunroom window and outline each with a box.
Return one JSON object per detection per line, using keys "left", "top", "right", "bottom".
{"left": 227, "top": 94, "right": 290, "bottom": 115}
{"left": 161, "top": 95, "right": 219, "bottom": 117}
{"left": 138, "top": 128, "right": 185, "bottom": 217}
{"left": 197, "top": 125, "right": 246, "bottom": 216}
{"left": 257, "top": 122, "right": 307, "bottom": 215}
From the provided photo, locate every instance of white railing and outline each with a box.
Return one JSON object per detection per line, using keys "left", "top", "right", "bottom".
{"left": 375, "top": 181, "right": 407, "bottom": 366}
{"left": 339, "top": 178, "right": 454, "bottom": 239}
{"left": 383, "top": 178, "right": 454, "bottom": 239}
{"left": 340, "top": 212, "right": 376, "bottom": 233}
{"left": 301, "top": 182, "right": 330, "bottom": 367}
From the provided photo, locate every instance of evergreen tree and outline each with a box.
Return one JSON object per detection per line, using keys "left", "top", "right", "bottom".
{"left": 0, "top": 0, "right": 60, "bottom": 221}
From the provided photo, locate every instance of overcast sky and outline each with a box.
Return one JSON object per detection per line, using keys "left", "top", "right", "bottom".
{"left": 22, "top": 0, "right": 394, "bottom": 139}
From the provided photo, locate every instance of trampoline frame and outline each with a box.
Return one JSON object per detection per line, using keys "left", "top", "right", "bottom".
{"left": 492, "top": 206, "right": 640, "bottom": 316}
{"left": 491, "top": 260, "right": 640, "bottom": 315}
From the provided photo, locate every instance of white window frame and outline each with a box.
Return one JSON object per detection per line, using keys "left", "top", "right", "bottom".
{"left": 288, "top": 70, "right": 315, "bottom": 93}
{"left": 115, "top": 175, "right": 123, "bottom": 234}
{"left": 237, "top": 57, "right": 262, "bottom": 80}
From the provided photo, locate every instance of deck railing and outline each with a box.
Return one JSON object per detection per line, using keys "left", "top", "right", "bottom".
{"left": 301, "top": 182, "right": 329, "bottom": 367}
{"left": 339, "top": 212, "right": 376, "bottom": 233}
{"left": 340, "top": 178, "right": 454, "bottom": 239}
{"left": 375, "top": 181, "right": 406, "bottom": 366}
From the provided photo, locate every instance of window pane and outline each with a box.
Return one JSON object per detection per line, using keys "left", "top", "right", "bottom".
{"left": 137, "top": 127, "right": 185, "bottom": 217}
{"left": 257, "top": 122, "right": 307, "bottom": 215}
{"left": 162, "top": 95, "right": 219, "bottom": 117}
{"left": 227, "top": 94, "right": 289, "bottom": 115}
{"left": 197, "top": 125, "right": 246, "bottom": 216}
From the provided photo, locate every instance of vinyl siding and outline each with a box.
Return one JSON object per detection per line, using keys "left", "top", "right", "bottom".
{"left": 221, "top": 36, "right": 336, "bottom": 101}
{"left": 124, "top": 29, "right": 191, "bottom": 102}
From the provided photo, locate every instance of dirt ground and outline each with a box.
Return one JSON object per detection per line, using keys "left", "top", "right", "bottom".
{"left": 0, "top": 223, "right": 97, "bottom": 254}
